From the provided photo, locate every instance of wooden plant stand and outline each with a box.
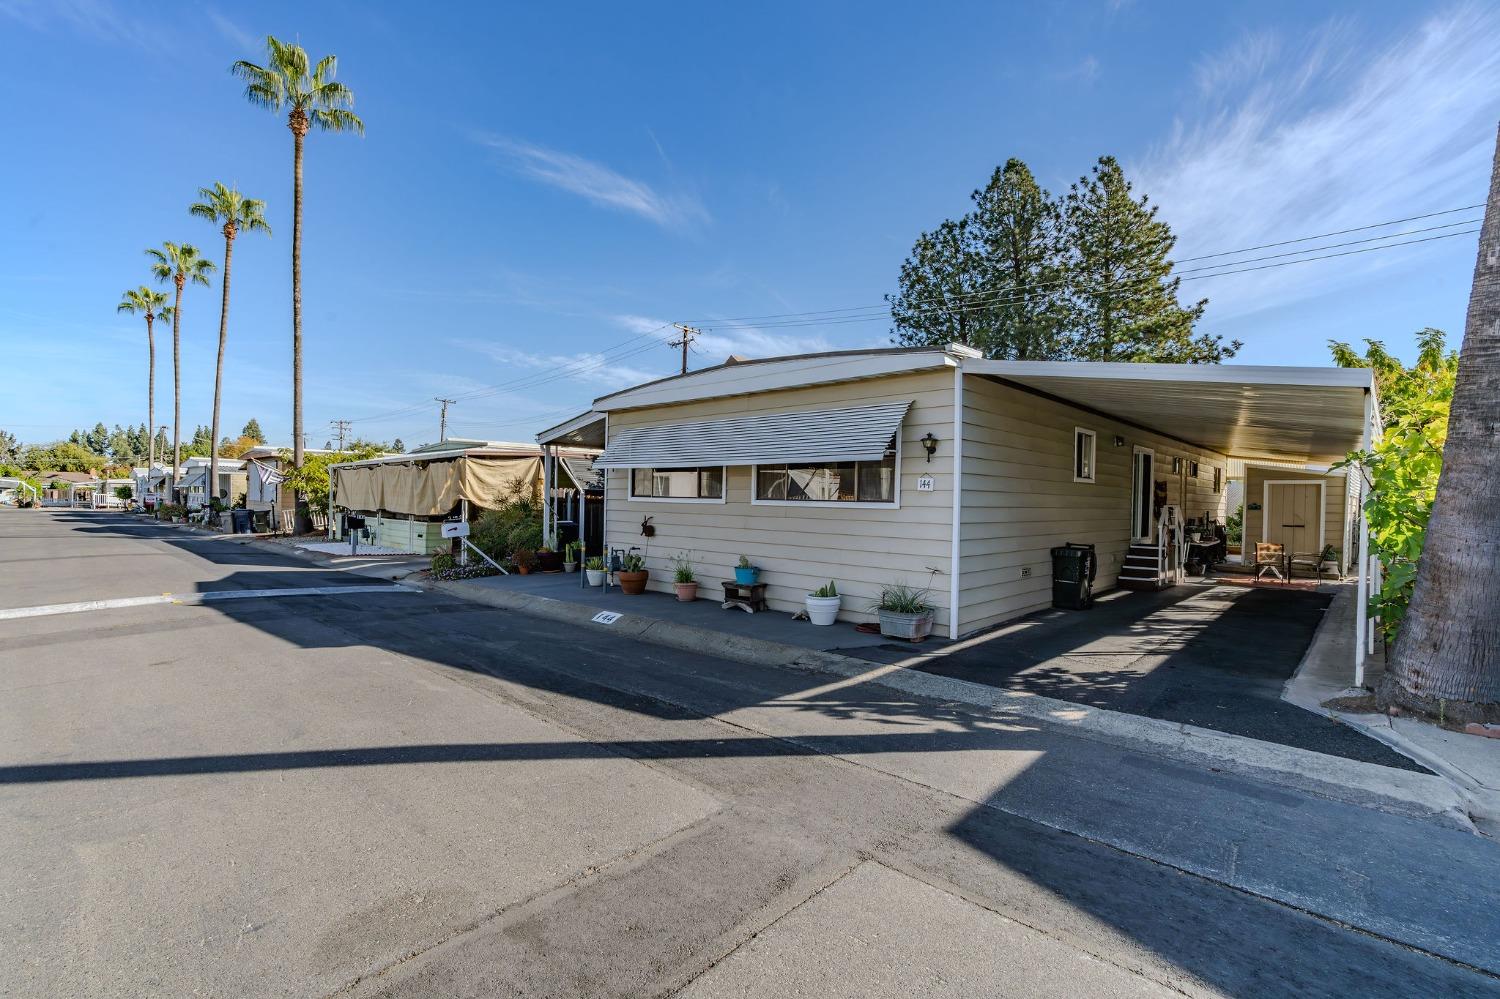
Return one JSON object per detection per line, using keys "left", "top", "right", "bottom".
{"left": 720, "top": 581, "right": 769, "bottom": 614}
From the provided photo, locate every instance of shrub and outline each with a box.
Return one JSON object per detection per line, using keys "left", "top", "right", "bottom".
{"left": 672, "top": 553, "right": 695, "bottom": 583}
{"left": 431, "top": 552, "right": 456, "bottom": 573}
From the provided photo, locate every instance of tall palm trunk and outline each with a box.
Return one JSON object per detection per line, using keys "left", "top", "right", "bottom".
{"left": 1382, "top": 125, "right": 1500, "bottom": 724}
{"left": 146, "top": 312, "right": 156, "bottom": 473}
{"left": 171, "top": 276, "right": 184, "bottom": 503}
{"left": 290, "top": 109, "right": 307, "bottom": 472}
{"left": 209, "top": 222, "right": 236, "bottom": 522}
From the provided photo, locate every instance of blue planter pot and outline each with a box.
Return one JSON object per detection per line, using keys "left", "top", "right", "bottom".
{"left": 734, "top": 566, "right": 760, "bottom": 585}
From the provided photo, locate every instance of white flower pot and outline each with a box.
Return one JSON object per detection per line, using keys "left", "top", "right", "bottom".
{"left": 805, "top": 594, "right": 841, "bottom": 626}
{"left": 585, "top": 568, "right": 605, "bottom": 587}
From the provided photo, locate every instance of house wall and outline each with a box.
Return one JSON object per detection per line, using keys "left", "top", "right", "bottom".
{"left": 958, "top": 377, "right": 1229, "bottom": 634}
{"left": 1243, "top": 465, "right": 1348, "bottom": 562}
{"left": 603, "top": 370, "right": 957, "bottom": 634}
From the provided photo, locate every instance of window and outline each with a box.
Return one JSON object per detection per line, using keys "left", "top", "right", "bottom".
{"left": 755, "top": 453, "right": 897, "bottom": 505}
{"left": 629, "top": 466, "right": 724, "bottom": 501}
{"left": 1188, "top": 460, "right": 1201, "bottom": 478}
{"left": 1213, "top": 467, "right": 1222, "bottom": 493}
{"left": 1073, "top": 428, "right": 1096, "bottom": 483}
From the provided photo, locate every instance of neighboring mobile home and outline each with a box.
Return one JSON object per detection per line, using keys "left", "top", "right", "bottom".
{"left": 175, "top": 457, "right": 248, "bottom": 511}
{"left": 537, "top": 345, "right": 1379, "bottom": 662}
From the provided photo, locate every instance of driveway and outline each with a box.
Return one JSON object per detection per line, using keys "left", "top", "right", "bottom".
{"left": 905, "top": 582, "right": 1426, "bottom": 771}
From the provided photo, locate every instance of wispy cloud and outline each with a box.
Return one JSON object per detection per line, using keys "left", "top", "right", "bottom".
{"left": 477, "top": 135, "right": 709, "bottom": 231}
{"left": 1054, "top": 55, "right": 1100, "bottom": 85}
{"left": 1138, "top": 5, "right": 1500, "bottom": 319}
{"left": 205, "top": 8, "right": 257, "bottom": 52}
{"left": 0, "top": 0, "right": 157, "bottom": 47}
{"left": 613, "top": 314, "right": 838, "bottom": 362}
{"left": 449, "top": 337, "right": 669, "bottom": 390}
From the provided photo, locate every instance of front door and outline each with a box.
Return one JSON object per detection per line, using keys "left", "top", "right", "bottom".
{"left": 1265, "top": 482, "right": 1321, "bottom": 555}
{"left": 1131, "top": 447, "right": 1155, "bottom": 542}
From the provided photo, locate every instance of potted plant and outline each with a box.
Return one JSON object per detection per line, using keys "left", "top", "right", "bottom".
{"left": 563, "top": 541, "right": 582, "bottom": 573}
{"left": 514, "top": 548, "right": 537, "bottom": 575}
{"left": 734, "top": 554, "right": 760, "bottom": 586}
{"left": 671, "top": 554, "right": 698, "bottom": 602}
{"left": 535, "top": 546, "right": 563, "bottom": 573}
{"left": 618, "top": 553, "right": 649, "bottom": 594}
{"left": 584, "top": 556, "right": 606, "bottom": 587}
{"left": 1320, "top": 544, "right": 1340, "bottom": 576}
{"left": 805, "top": 580, "right": 841, "bottom": 626}
{"left": 875, "top": 583, "right": 934, "bottom": 642}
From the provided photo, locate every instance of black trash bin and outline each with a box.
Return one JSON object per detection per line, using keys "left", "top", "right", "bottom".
{"left": 231, "top": 509, "right": 252, "bottom": 534}
{"left": 1050, "top": 542, "right": 1096, "bottom": 609}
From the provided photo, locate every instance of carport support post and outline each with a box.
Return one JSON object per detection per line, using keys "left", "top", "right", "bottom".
{"left": 1354, "top": 391, "right": 1373, "bottom": 688}
{"left": 459, "top": 498, "right": 469, "bottom": 567}
{"left": 542, "top": 446, "right": 553, "bottom": 549}
{"left": 326, "top": 466, "right": 335, "bottom": 541}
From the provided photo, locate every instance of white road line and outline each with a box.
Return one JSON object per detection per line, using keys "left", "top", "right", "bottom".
{"left": 0, "top": 585, "right": 419, "bottom": 621}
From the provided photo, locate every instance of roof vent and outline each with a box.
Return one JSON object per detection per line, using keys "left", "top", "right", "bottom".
{"left": 724, "top": 354, "right": 750, "bottom": 366}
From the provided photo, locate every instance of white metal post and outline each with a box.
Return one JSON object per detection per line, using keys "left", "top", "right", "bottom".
{"left": 1354, "top": 392, "right": 1373, "bottom": 688}
{"left": 459, "top": 497, "right": 469, "bottom": 567}
{"left": 949, "top": 362, "right": 964, "bottom": 640}
{"left": 542, "top": 446, "right": 554, "bottom": 549}
{"left": 326, "top": 466, "right": 335, "bottom": 541}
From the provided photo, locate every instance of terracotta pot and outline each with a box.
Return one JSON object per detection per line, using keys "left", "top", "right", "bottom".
{"left": 618, "top": 570, "right": 649, "bottom": 595}
{"left": 516, "top": 564, "right": 532, "bottom": 575}
{"left": 673, "top": 581, "right": 698, "bottom": 602}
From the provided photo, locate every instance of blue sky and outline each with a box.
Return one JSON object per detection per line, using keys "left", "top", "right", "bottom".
{"left": 2, "top": 1, "right": 1497, "bottom": 450}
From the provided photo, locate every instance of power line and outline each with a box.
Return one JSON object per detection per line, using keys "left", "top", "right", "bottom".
{"left": 329, "top": 419, "right": 351, "bottom": 450}
{"left": 677, "top": 203, "right": 1486, "bottom": 328}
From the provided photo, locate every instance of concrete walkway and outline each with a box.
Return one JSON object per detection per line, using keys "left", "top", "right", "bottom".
{"left": 460, "top": 569, "right": 902, "bottom": 656}
{"left": 1286, "top": 585, "right": 1500, "bottom": 832}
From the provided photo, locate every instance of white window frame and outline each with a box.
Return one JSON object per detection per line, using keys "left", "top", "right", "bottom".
{"left": 1072, "top": 427, "right": 1097, "bottom": 484}
{"left": 626, "top": 465, "right": 728, "bottom": 504}
{"left": 751, "top": 445, "right": 902, "bottom": 510}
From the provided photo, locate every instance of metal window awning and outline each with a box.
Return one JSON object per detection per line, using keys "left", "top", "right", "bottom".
{"left": 595, "top": 401, "right": 912, "bottom": 469}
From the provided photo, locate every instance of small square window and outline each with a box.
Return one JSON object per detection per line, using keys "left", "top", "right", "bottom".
{"left": 1073, "top": 428, "right": 1096, "bottom": 483}
{"left": 1188, "top": 460, "right": 1201, "bottom": 478}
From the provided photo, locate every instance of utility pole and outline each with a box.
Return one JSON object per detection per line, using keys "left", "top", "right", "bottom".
{"left": 668, "top": 324, "right": 699, "bottom": 375}
{"left": 329, "top": 419, "right": 351, "bottom": 451}
{"left": 435, "top": 397, "right": 457, "bottom": 441}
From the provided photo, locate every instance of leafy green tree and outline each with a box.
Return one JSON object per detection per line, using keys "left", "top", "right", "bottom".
{"left": 1062, "top": 157, "right": 1234, "bottom": 363}
{"left": 279, "top": 442, "right": 383, "bottom": 513}
{"left": 233, "top": 36, "right": 363, "bottom": 475}
{"left": 147, "top": 241, "right": 216, "bottom": 492}
{"left": 241, "top": 418, "right": 265, "bottom": 443}
{"left": 1333, "top": 330, "right": 1457, "bottom": 642}
{"left": 117, "top": 286, "right": 172, "bottom": 470}
{"left": 191, "top": 181, "right": 272, "bottom": 528}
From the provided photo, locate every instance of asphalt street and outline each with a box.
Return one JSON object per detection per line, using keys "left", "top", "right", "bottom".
{"left": 3, "top": 510, "right": 1498, "bottom": 998}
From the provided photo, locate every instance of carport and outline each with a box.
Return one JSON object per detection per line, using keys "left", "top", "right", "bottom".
{"left": 966, "top": 360, "right": 1382, "bottom": 687}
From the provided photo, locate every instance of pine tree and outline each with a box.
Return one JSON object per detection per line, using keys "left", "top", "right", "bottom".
{"left": 241, "top": 418, "right": 265, "bottom": 443}
{"left": 967, "top": 159, "right": 1068, "bottom": 359}
{"left": 1062, "top": 156, "right": 1235, "bottom": 363}
{"left": 391, "top": 437, "right": 404, "bottom": 453}
{"left": 889, "top": 218, "right": 990, "bottom": 351}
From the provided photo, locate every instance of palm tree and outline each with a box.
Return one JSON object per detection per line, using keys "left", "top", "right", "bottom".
{"left": 146, "top": 242, "right": 215, "bottom": 500}
{"left": 190, "top": 183, "right": 271, "bottom": 518}
{"left": 115, "top": 287, "right": 172, "bottom": 476}
{"left": 1383, "top": 126, "right": 1500, "bottom": 724}
{"left": 232, "top": 36, "right": 362, "bottom": 478}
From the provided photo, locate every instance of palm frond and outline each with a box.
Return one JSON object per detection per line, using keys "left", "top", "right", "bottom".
{"left": 311, "top": 53, "right": 337, "bottom": 85}
{"left": 158, "top": 305, "right": 174, "bottom": 322}
{"left": 188, "top": 201, "right": 219, "bottom": 222}
{"left": 269, "top": 36, "right": 310, "bottom": 83}
{"left": 312, "top": 79, "right": 355, "bottom": 109}
{"left": 311, "top": 107, "right": 364, "bottom": 135}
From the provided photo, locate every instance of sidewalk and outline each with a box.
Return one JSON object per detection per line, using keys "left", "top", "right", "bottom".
{"left": 1285, "top": 586, "right": 1500, "bottom": 832}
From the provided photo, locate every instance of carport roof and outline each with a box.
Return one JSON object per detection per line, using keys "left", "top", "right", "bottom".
{"left": 966, "top": 360, "right": 1376, "bottom": 465}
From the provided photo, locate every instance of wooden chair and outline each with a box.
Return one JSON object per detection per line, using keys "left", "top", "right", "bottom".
{"left": 1254, "top": 542, "right": 1287, "bottom": 583}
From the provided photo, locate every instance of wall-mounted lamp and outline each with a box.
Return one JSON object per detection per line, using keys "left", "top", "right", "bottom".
{"left": 1113, "top": 435, "right": 1126, "bottom": 448}
{"left": 920, "top": 432, "right": 939, "bottom": 462}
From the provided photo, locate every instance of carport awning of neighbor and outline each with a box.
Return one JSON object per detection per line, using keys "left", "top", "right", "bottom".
{"left": 593, "top": 401, "right": 912, "bottom": 469}
{"left": 966, "top": 360, "right": 1375, "bottom": 465}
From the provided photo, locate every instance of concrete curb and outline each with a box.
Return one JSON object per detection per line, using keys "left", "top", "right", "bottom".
{"left": 420, "top": 575, "right": 1475, "bottom": 831}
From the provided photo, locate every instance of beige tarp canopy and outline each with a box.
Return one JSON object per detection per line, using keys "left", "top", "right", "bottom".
{"left": 332, "top": 455, "right": 542, "bottom": 517}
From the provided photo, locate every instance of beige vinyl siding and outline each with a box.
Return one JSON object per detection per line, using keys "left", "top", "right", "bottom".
{"left": 958, "top": 377, "right": 1228, "bottom": 634}
{"left": 604, "top": 370, "right": 956, "bottom": 634}
{"left": 1243, "top": 465, "right": 1347, "bottom": 561}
